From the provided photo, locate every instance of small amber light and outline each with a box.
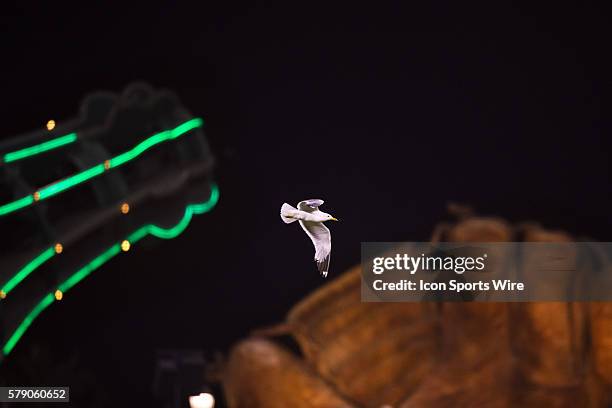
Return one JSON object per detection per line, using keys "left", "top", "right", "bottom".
{"left": 121, "top": 240, "right": 131, "bottom": 252}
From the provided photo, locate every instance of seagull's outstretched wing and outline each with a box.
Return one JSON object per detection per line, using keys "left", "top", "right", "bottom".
{"left": 299, "top": 221, "right": 331, "bottom": 277}
{"left": 297, "top": 199, "right": 324, "bottom": 213}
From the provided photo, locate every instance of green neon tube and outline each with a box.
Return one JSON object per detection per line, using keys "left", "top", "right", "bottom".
{"left": 2, "top": 294, "right": 55, "bottom": 355}
{"left": 1, "top": 183, "right": 219, "bottom": 357}
{"left": 58, "top": 244, "right": 121, "bottom": 294}
{"left": 38, "top": 164, "right": 106, "bottom": 200}
{"left": 0, "top": 196, "right": 35, "bottom": 216}
{"left": 3, "top": 133, "right": 77, "bottom": 164}
{"left": 1, "top": 248, "right": 56, "bottom": 296}
{"left": 0, "top": 118, "right": 204, "bottom": 216}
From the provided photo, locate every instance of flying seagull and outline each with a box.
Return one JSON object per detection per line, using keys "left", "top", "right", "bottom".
{"left": 280, "top": 199, "right": 339, "bottom": 277}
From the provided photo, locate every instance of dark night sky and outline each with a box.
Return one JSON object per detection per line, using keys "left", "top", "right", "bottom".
{"left": 0, "top": 2, "right": 610, "bottom": 406}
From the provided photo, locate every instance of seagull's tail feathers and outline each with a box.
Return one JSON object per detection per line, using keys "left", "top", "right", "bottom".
{"left": 280, "top": 203, "right": 299, "bottom": 224}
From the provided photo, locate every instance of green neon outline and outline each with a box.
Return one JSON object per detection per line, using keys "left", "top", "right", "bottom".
{"left": 1, "top": 294, "right": 55, "bottom": 356}
{"left": 0, "top": 196, "right": 35, "bottom": 215}
{"left": 1, "top": 183, "right": 219, "bottom": 356}
{"left": 1, "top": 248, "right": 56, "bottom": 296}
{"left": 0, "top": 118, "right": 205, "bottom": 294}
{"left": 0, "top": 118, "right": 203, "bottom": 216}
{"left": 3, "top": 133, "right": 78, "bottom": 164}
{"left": 58, "top": 244, "right": 121, "bottom": 295}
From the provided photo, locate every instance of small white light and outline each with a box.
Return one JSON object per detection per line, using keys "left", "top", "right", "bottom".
{"left": 189, "top": 392, "right": 215, "bottom": 408}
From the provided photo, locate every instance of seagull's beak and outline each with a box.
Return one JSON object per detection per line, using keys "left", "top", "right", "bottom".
{"left": 330, "top": 217, "right": 339, "bottom": 222}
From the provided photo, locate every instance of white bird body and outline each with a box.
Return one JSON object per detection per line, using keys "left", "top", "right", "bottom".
{"left": 280, "top": 199, "right": 338, "bottom": 277}
{"left": 281, "top": 208, "right": 326, "bottom": 222}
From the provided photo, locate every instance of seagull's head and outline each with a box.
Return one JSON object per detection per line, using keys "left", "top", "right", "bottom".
{"left": 320, "top": 212, "right": 339, "bottom": 222}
